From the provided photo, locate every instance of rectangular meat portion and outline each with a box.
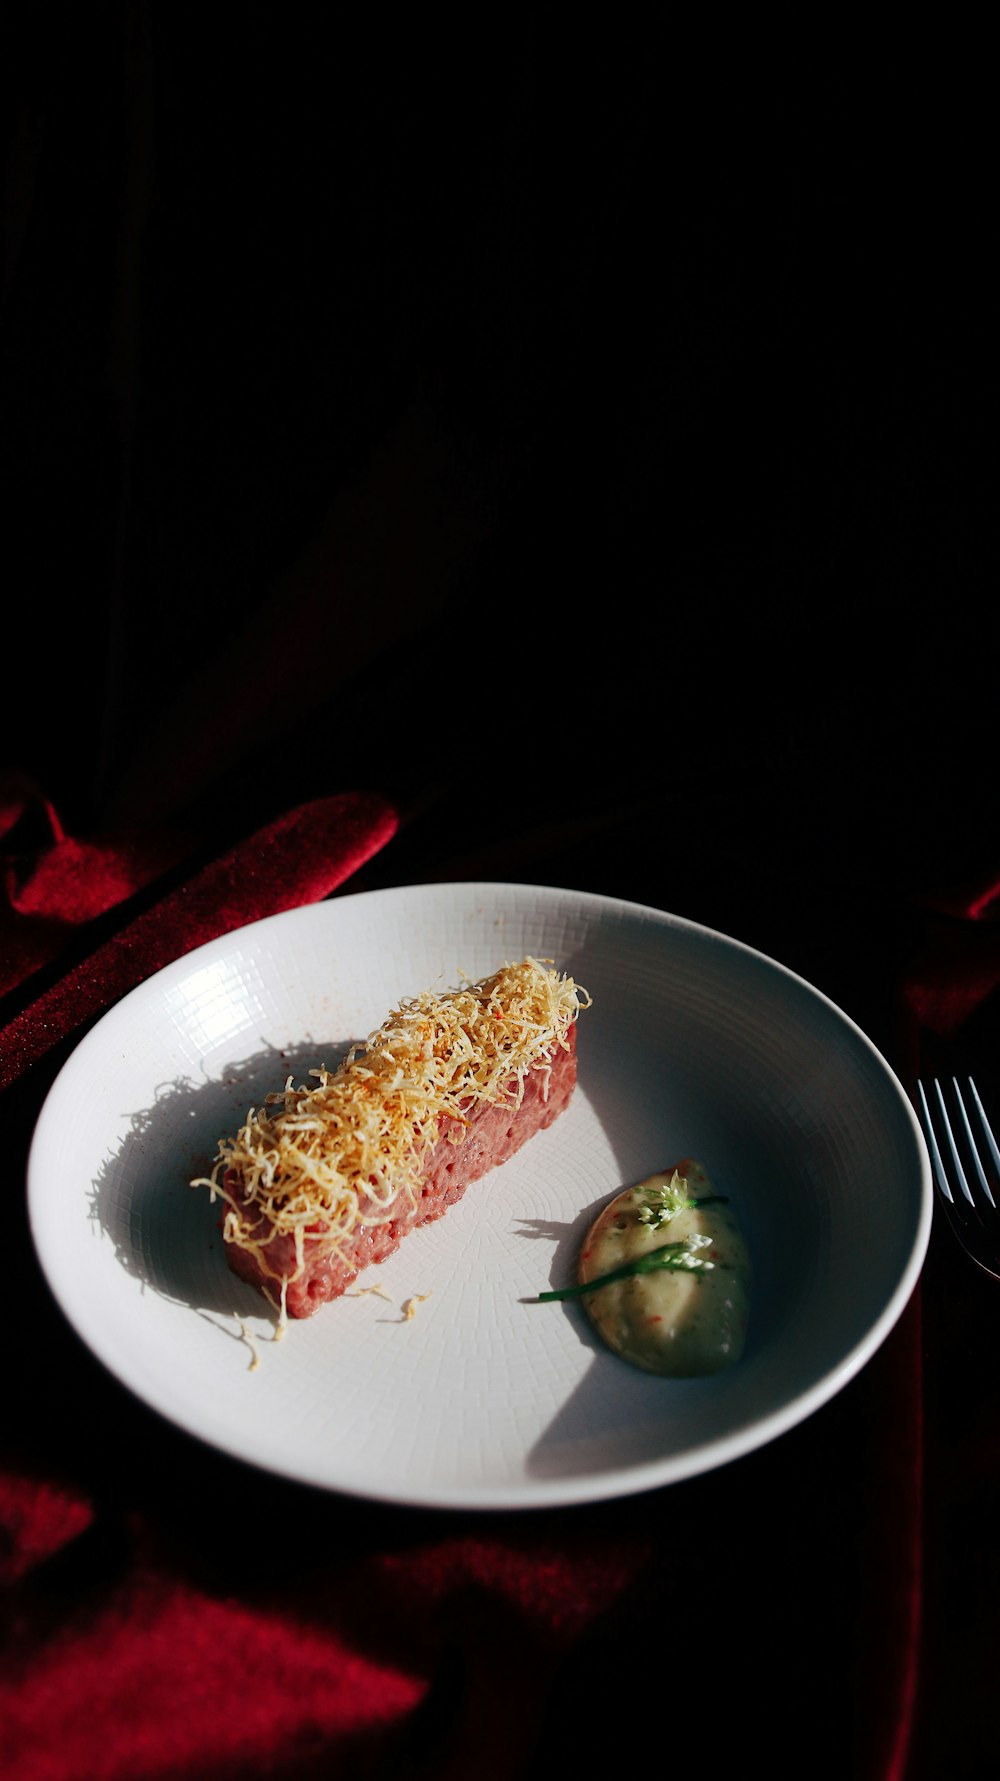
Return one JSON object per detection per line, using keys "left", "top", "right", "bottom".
{"left": 223, "top": 1022, "right": 577, "bottom": 1317}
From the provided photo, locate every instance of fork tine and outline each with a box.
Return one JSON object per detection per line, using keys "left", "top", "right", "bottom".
{"left": 960, "top": 1078, "right": 998, "bottom": 1209}
{"left": 916, "top": 1079, "right": 945, "bottom": 1198}
{"left": 941, "top": 1078, "right": 980, "bottom": 1207}
{"left": 968, "top": 1078, "right": 1000, "bottom": 1204}
{"left": 917, "top": 1078, "right": 962, "bottom": 1205}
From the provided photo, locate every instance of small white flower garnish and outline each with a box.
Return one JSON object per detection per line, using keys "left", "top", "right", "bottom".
{"left": 676, "top": 1233, "right": 715, "bottom": 1271}
{"left": 636, "top": 1169, "right": 693, "bottom": 1230}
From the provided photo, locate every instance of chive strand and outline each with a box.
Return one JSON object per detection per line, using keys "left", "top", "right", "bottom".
{"left": 537, "top": 1240, "right": 713, "bottom": 1302}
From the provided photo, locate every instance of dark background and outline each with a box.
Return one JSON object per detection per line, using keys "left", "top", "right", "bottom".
{"left": 3, "top": 18, "right": 993, "bottom": 953}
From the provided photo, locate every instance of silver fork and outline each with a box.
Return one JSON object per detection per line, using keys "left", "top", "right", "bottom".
{"left": 916, "top": 1076, "right": 1000, "bottom": 1281}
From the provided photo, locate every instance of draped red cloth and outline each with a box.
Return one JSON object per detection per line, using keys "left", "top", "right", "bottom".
{"left": 6, "top": 772, "right": 995, "bottom": 1780}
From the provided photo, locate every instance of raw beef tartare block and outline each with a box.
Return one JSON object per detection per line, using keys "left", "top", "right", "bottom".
{"left": 194, "top": 958, "right": 589, "bottom": 1322}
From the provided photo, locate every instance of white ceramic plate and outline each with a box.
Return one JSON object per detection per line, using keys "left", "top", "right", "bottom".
{"left": 27, "top": 881, "right": 931, "bottom": 1510}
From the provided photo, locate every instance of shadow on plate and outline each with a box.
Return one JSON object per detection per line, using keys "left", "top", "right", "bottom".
{"left": 511, "top": 1205, "right": 753, "bottom": 1484}
{"left": 87, "top": 1035, "right": 359, "bottom": 1318}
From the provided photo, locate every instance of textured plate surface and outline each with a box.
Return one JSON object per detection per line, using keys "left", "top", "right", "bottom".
{"left": 27, "top": 881, "right": 931, "bottom": 1509}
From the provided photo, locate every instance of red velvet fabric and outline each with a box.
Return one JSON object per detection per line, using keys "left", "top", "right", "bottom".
{"left": 4, "top": 779, "right": 988, "bottom": 1781}
{"left": 0, "top": 779, "right": 398, "bottom": 1094}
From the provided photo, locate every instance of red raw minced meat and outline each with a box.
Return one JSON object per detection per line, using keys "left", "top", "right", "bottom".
{"left": 223, "top": 1023, "right": 577, "bottom": 1318}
